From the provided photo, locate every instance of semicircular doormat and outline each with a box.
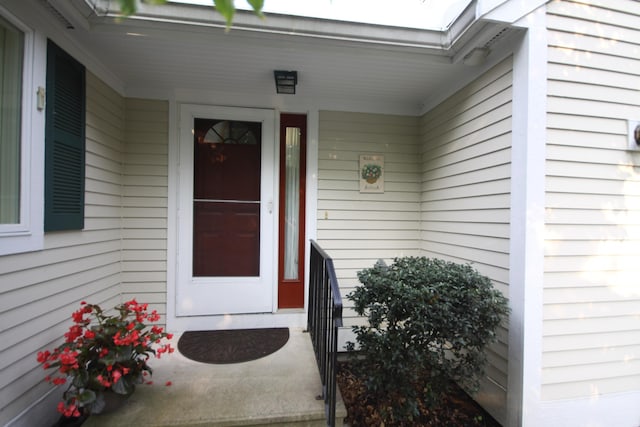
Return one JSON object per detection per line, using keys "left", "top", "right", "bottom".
{"left": 177, "top": 328, "right": 289, "bottom": 364}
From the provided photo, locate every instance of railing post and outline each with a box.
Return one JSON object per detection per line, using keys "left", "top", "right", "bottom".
{"left": 307, "top": 240, "right": 343, "bottom": 427}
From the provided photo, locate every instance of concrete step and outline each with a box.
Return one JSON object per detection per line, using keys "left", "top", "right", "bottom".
{"left": 83, "top": 329, "right": 346, "bottom": 427}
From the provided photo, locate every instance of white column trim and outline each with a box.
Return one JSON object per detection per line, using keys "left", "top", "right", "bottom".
{"left": 166, "top": 96, "right": 179, "bottom": 331}
{"left": 507, "top": 5, "right": 547, "bottom": 427}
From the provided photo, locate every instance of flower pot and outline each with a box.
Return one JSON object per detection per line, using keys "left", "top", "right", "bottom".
{"left": 97, "top": 390, "right": 131, "bottom": 414}
{"left": 37, "top": 299, "right": 173, "bottom": 423}
{"left": 51, "top": 412, "right": 88, "bottom": 427}
{"left": 366, "top": 177, "right": 378, "bottom": 184}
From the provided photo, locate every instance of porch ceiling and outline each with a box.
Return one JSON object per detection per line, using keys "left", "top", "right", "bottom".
{"left": 47, "top": 0, "right": 513, "bottom": 114}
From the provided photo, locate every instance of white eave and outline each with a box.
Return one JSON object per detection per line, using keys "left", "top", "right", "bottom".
{"left": 78, "top": 0, "right": 487, "bottom": 53}
{"left": 39, "top": 0, "right": 528, "bottom": 115}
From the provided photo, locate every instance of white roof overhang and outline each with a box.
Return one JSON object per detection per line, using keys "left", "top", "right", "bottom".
{"left": 40, "top": 0, "right": 526, "bottom": 115}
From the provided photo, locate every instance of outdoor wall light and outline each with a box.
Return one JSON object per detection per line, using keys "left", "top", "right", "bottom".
{"left": 274, "top": 70, "right": 297, "bottom": 94}
{"left": 628, "top": 120, "right": 640, "bottom": 150}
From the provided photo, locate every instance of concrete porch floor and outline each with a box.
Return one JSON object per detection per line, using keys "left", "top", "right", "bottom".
{"left": 83, "top": 328, "right": 346, "bottom": 427}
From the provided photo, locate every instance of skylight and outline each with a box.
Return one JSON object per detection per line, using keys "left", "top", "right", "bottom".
{"left": 169, "top": 0, "right": 473, "bottom": 30}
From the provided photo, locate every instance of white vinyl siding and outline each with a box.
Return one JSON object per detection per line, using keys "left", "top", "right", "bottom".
{"left": 419, "top": 57, "right": 513, "bottom": 425}
{"left": 121, "top": 99, "right": 169, "bottom": 318}
{"left": 543, "top": 0, "right": 640, "bottom": 401}
{"left": 317, "top": 111, "right": 421, "bottom": 326}
{"left": 0, "top": 72, "right": 124, "bottom": 426}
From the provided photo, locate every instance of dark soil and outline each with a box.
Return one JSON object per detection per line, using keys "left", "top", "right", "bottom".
{"left": 336, "top": 361, "right": 502, "bottom": 426}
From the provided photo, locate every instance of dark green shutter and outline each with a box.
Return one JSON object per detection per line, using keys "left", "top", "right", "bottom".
{"left": 45, "top": 40, "right": 85, "bottom": 232}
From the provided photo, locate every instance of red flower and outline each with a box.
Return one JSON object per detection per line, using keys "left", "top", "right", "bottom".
{"left": 64, "top": 325, "right": 83, "bottom": 343}
{"left": 148, "top": 310, "right": 160, "bottom": 322}
{"left": 165, "top": 381, "right": 172, "bottom": 386}
{"left": 37, "top": 350, "right": 51, "bottom": 363}
{"left": 96, "top": 374, "right": 111, "bottom": 388}
{"left": 57, "top": 399, "right": 81, "bottom": 418}
{"left": 37, "top": 299, "right": 174, "bottom": 415}
{"left": 113, "top": 331, "right": 124, "bottom": 346}
{"left": 59, "top": 348, "right": 79, "bottom": 370}
{"left": 72, "top": 310, "right": 84, "bottom": 323}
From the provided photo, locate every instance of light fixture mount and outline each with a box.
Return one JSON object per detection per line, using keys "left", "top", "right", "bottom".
{"left": 274, "top": 70, "right": 298, "bottom": 94}
{"left": 628, "top": 120, "right": 640, "bottom": 150}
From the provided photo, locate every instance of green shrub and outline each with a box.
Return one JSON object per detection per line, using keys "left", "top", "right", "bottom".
{"left": 346, "top": 257, "right": 509, "bottom": 423}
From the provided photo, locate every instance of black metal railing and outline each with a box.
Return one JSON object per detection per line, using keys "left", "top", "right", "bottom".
{"left": 307, "top": 240, "right": 343, "bottom": 427}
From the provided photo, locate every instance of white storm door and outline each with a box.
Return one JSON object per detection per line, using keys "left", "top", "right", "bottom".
{"left": 176, "top": 105, "right": 276, "bottom": 316}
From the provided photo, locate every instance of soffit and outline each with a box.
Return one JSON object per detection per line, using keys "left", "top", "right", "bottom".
{"left": 43, "top": 0, "right": 514, "bottom": 114}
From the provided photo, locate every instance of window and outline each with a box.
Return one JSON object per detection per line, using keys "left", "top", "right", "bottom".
{"left": 0, "top": 8, "right": 43, "bottom": 256}
{"left": 0, "top": 15, "right": 23, "bottom": 225}
{"left": 45, "top": 40, "right": 85, "bottom": 232}
{"left": 277, "top": 113, "right": 307, "bottom": 308}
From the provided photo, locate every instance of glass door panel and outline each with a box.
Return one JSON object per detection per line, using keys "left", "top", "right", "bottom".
{"left": 278, "top": 114, "right": 306, "bottom": 308}
{"left": 192, "top": 118, "right": 261, "bottom": 277}
{"left": 283, "top": 127, "right": 300, "bottom": 280}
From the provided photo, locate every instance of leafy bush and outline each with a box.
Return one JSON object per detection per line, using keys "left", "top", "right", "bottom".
{"left": 346, "top": 257, "right": 509, "bottom": 423}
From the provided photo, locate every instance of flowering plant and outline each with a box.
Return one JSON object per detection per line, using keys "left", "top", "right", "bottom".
{"left": 37, "top": 300, "right": 174, "bottom": 418}
{"left": 361, "top": 163, "right": 382, "bottom": 182}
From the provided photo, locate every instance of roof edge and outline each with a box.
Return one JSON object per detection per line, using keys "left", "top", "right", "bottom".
{"left": 66, "top": 0, "right": 520, "bottom": 66}
{"left": 76, "top": 0, "right": 493, "bottom": 55}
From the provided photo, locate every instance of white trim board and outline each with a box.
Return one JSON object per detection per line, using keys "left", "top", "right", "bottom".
{"left": 507, "top": 5, "right": 547, "bottom": 427}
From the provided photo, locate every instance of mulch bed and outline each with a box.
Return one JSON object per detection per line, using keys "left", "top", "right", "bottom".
{"left": 336, "top": 361, "right": 502, "bottom": 426}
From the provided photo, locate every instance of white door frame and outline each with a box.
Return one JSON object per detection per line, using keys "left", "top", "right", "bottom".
{"left": 175, "top": 104, "right": 277, "bottom": 317}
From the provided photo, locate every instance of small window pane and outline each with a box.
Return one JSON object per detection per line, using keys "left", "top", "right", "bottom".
{"left": 0, "top": 16, "right": 23, "bottom": 224}
{"left": 284, "top": 127, "right": 300, "bottom": 280}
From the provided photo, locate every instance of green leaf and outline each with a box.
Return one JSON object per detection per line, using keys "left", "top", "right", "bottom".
{"left": 117, "top": 0, "right": 137, "bottom": 16}
{"left": 213, "top": 0, "right": 235, "bottom": 28}
{"left": 247, "top": 0, "right": 265, "bottom": 18}
{"left": 115, "top": 345, "right": 134, "bottom": 363}
{"left": 77, "top": 389, "right": 97, "bottom": 405}
{"left": 102, "top": 351, "right": 117, "bottom": 366}
{"left": 72, "top": 370, "right": 89, "bottom": 388}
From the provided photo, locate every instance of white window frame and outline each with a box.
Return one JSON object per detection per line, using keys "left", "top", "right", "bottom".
{"left": 0, "top": 6, "right": 44, "bottom": 256}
